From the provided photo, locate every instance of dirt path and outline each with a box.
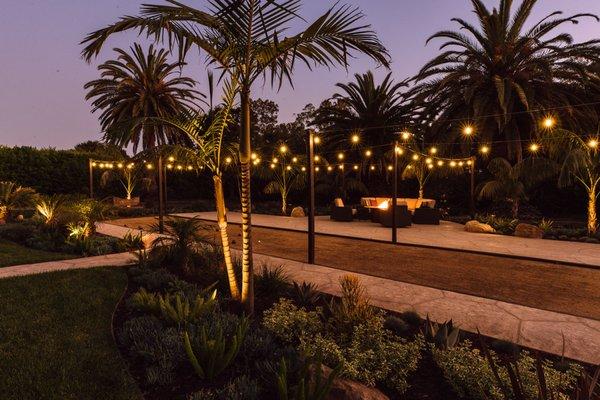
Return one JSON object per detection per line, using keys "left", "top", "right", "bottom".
{"left": 110, "top": 217, "right": 600, "bottom": 320}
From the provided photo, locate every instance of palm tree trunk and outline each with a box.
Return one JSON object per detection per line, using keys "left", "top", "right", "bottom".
{"left": 588, "top": 185, "right": 598, "bottom": 235}
{"left": 512, "top": 199, "right": 519, "bottom": 219}
{"left": 281, "top": 192, "right": 287, "bottom": 215}
{"left": 213, "top": 174, "right": 240, "bottom": 300}
{"left": 239, "top": 87, "right": 254, "bottom": 314}
{"left": 418, "top": 184, "right": 424, "bottom": 200}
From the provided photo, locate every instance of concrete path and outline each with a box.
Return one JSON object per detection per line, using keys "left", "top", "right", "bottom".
{"left": 174, "top": 212, "right": 600, "bottom": 267}
{"left": 97, "top": 222, "right": 599, "bottom": 365}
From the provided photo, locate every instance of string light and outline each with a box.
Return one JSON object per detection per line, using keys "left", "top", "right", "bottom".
{"left": 286, "top": 165, "right": 292, "bottom": 171}
{"left": 127, "top": 163, "right": 134, "bottom": 169}
{"left": 458, "top": 161, "right": 464, "bottom": 166}
{"left": 351, "top": 134, "right": 360, "bottom": 143}
{"left": 427, "top": 164, "right": 434, "bottom": 169}
{"left": 437, "top": 160, "right": 444, "bottom": 166}
{"left": 450, "top": 161, "right": 457, "bottom": 167}
{"left": 426, "top": 157, "right": 433, "bottom": 164}
{"left": 429, "top": 147, "right": 438, "bottom": 154}
{"left": 588, "top": 139, "right": 598, "bottom": 149}
{"left": 315, "top": 166, "right": 320, "bottom": 172}
{"left": 117, "top": 163, "right": 123, "bottom": 169}
{"left": 337, "top": 153, "right": 344, "bottom": 160}
{"left": 279, "top": 145, "right": 288, "bottom": 153}
{"left": 91, "top": 162, "right": 97, "bottom": 167}
{"left": 313, "top": 136, "right": 321, "bottom": 144}
{"left": 529, "top": 143, "right": 540, "bottom": 152}
{"left": 466, "top": 160, "right": 473, "bottom": 166}
{"left": 338, "top": 165, "right": 344, "bottom": 170}
{"left": 370, "top": 165, "right": 376, "bottom": 170}
{"left": 292, "top": 157, "right": 298, "bottom": 163}
{"left": 353, "top": 165, "right": 359, "bottom": 170}
{"left": 314, "top": 155, "right": 320, "bottom": 162}
{"left": 365, "top": 150, "right": 372, "bottom": 157}
{"left": 251, "top": 152, "right": 258, "bottom": 160}
{"left": 187, "top": 165, "right": 193, "bottom": 170}
{"left": 225, "top": 157, "right": 232, "bottom": 164}
{"left": 177, "top": 165, "right": 183, "bottom": 170}
{"left": 395, "top": 146, "right": 404, "bottom": 155}
{"left": 301, "top": 166, "right": 306, "bottom": 172}
{"left": 99, "top": 163, "right": 105, "bottom": 168}
{"left": 400, "top": 131, "right": 411, "bottom": 140}
{"left": 387, "top": 165, "right": 393, "bottom": 171}
{"left": 327, "top": 166, "right": 333, "bottom": 171}
{"left": 542, "top": 117, "right": 556, "bottom": 129}
{"left": 270, "top": 163, "right": 276, "bottom": 169}
{"left": 167, "top": 164, "right": 173, "bottom": 169}
{"left": 168, "top": 156, "right": 175, "bottom": 162}
{"left": 463, "top": 125, "right": 474, "bottom": 136}
{"left": 412, "top": 154, "right": 419, "bottom": 161}
{"left": 272, "top": 157, "right": 278, "bottom": 163}
{"left": 146, "top": 163, "right": 153, "bottom": 170}
{"left": 480, "top": 145, "right": 490, "bottom": 154}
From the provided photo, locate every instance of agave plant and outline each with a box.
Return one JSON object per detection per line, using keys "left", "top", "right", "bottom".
{"left": 423, "top": 316, "right": 460, "bottom": 350}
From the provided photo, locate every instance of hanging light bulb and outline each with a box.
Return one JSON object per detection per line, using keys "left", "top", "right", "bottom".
{"left": 91, "top": 162, "right": 97, "bottom": 167}
{"left": 351, "top": 134, "right": 360, "bottom": 143}
{"left": 480, "top": 145, "right": 490, "bottom": 154}
{"left": 251, "top": 152, "right": 258, "bottom": 160}
{"left": 327, "top": 166, "right": 333, "bottom": 171}
{"left": 272, "top": 157, "right": 278, "bottom": 164}
{"left": 225, "top": 157, "right": 232, "bottom": 164}
{"left": 313, "top": 136, "right": 321, "bottom": 144}
{"left": 177, "top": 165, "right": 183, "bottom": 170}
{"left": 292, "top": 157, "right": 298, "bottom": 163}
{"left": 370, "top": 165, "right": 376, "bottom": 171}
{"left": 146, "top": 163, "right": 154, "bottom": 170}
{"left": 127, "top": 163, "right": 134, "bottom": 169}
{"left": 286, "top": 165, "right": 292, "bottom": 171}
{"left": 437, "top": 160, "right": 444, "bottom": 166}
{"left": 168, "top": 156, "right": 175, "bottom": 162}
{"left": 426, "top": 157, "right": 433, "bottom": 164}
{"left": 301, "top": 166, "right": 306, "bottom": 172}
{"left": 542, "top": 116, "right": 556, "bottom": 129}
{"left": 428, "top": 164, "right": 434, "bottom": 169}
{"left": 338, "top": 164, "right": 344, "bottom": 170}
{"left": 429, "top": 147, "right": 438, "bottom": 154}
{"left": 387, "top": 165, "right": 393, "bottom": 171}
{"left": 466, "top": 160, "right": 473, "bottom": 166}
{"left": 412, "top": 154, "right": 419, "bottom": 161}
{"left": 458, "top": 161, "right": 464, "bottom": 167}
{"left": 365, "top": 149, "right": 372, "bottom": 157}
{"left": 99, "top": 163, "right": 105, "bottom": 169}
{"left": 406, "top": 165, "right": 413, "bottom": 170}
{"left": 315, "top": 166, "right": 320, "bottom": 172}
{"left": 270, "top": 163, "right": 276, "bottom": 169}
{"left": 337, "top": 153, "right": 344, "bottom": 160}
{"left": 279, "top": 145, "right": 288, "bottom": 153}
{"left": 395, "top": 146, "right": 404, "bottom": 155}
{"left": 353, "top": 165, "right": 359, "bottom": 170}
{"left": 450, "top": 161, "right": 457, "bottom": 167}
{"left": 117, "top": 163, "right": 123, "bottom": 169}
{"left": 314, "top": 155, "right": 320, "bottom": 162}
{"left": 187, "top": 165, "right": 193, "bottom": 170}
{"left": 400, "top": 131, "right": 411, "bottom": 140}
{"left": 167, "top": 164, "right": 173, "bottom": 169}
{"left": 462, "top": 125, "right": 474, "bottom": 136}
{"left": 588, "top": 139, "right": 598, "bottom": 149}
{"left": 529, "top": 143, "right": 540, "bottom": 152}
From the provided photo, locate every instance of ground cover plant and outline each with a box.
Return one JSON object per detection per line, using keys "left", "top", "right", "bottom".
{"left": 0, "top": 268, "right": 141, "bottom": 400}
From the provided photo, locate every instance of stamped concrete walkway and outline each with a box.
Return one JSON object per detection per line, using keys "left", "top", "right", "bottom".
{"left": 95, "top": 222, "right": 600, "bottom": 364}
{"left": 174, "top": 212, "right": 600, "bottom": 267}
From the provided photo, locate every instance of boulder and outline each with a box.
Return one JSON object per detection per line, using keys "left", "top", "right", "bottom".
{"left": 514, "top": 223, "right": 543, "bottom": 239}
{"left": 464, "top": 220, "right": 496, "bottom": 234}
{"left": 291, "top": 206, "right": 305, "bottom": 218}
{"left": 15, "top": 214, "right": 24, "bottom": 222}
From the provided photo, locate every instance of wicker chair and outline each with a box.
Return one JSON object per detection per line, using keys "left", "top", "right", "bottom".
{"left": 412, "top": 207, "right": 441, "bottom": 225}
{"left": 330, "top": 198, "right": 353, "bottom": 222}
{"left": 379, "top": 205, "right": 412, "bottom": 228}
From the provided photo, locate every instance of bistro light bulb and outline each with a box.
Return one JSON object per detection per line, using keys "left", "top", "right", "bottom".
{"left": 463, "top": 125, "right": 474, "bottom": 136}
{"left": 543, "top": 117, "right": 556, "bottom": 129}
{"left": 407, "top": 165, "right": 413, "bottom": 170}
{"left": 117, "top": 163, "right": 123, "bottom": 169}
{"left": 225, "top": 157, "right": 232, "bottom": 164}
{"left": 286, "top": 165, "right": 292, "bottom": 171}
{"left": 351, "top": 134, "right": 360, "bottom": 143}
{"left": 428, "top": 164, "right": 434, "bottom": 169}
{"left": 529, "top": 143, "right": 540, "bottom": 152}
{"left": 177, "top": 165, "right": 183, "bottom": 170}
{"left": 337, "top": 153, "right": 344, "bottom": 160}
{"left": 353, "top": 165, "right": 359, "bottom": 170}
{"left": 279, "top": 145, "right": 288, "bottom": 153}
{"left": 251, "top": 152, "right": 258, "bottom": 160}
{"left": 395, "top": 146, "right": 403, "bottom": 155}
{"left": 292, "top": 157, "right": 298, "bottom": 163}
{"left": 314, "top": 155, "right": 320, "bottom": 162}
{"left": 315, "top": 166, "right": 320, "bottom": 172}
{"left": 412, "top": 154, "right": 419, "bottom": 161}
{"left": 450, "top": 161, "right": 457, "bottom": 167}
{"left": 365, "top": 150, "right": 372, "bottom": 157}
{"left": 466, "top": 160, "right": 473, "bottom": 166}
{"left": 429, "top": 147, "right": 438, "bottom": 154}
{"left": 370, "top": 165, "right": 376, "bottom": 170}
{"left": 168, "top": 156, "right": 175, "bottom": 162}
{"left": 588, "top": 139, "right": 598, "bottom": 149}
{"left": 187, "top": 165, "right": 193, "bottom": 170}
{"left": 480, "top": 145, "right": 490, "bottom": 154}
{"left": 327, "top": 166, "right": 333, "bottom": 171}
{"left": 146, "top": 163, "right": 154, "bottom": 170}
{"left": 401, "top": 131, "right": 411, "bottom": 140}
{"left": 387, "top": 165, "right": 393, "bottom": 171}
{"left": 301, "top": 166, "right": 306, "bottom": 172}
{"left": 272, "top": 157, "right": 278, "bottom": 163}
{"left": 437, "top": 160, "right": 444, "bottom": 166}
{"left": 270, "top": 163, "right": 276, "bottom": 169}
{"left": 313, "top": 136, "right": 321, "bottom": 144}
{"left": 167, "top": 164, "right": 173, "bottom": 169}
{"left": 338, "top": 164, "right": 344, "bottom": 170}
{"left": 426, "top": 157, "right": 433, "bottom": 164}
{"left": 91, "top": 162, "right": 97, "bottom": 167}
{"left": 458, "top": 161, "right": 464, "bottom": 166}
{"left": 128, "top": 163, "right": 134, "bottom": 169}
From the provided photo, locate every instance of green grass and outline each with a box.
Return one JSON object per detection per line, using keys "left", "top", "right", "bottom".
{"left": 0, "top": 239, "right": 77, "bottom": 268}
{"left": 0, "top": 267, "right": 142, "bottom": 400}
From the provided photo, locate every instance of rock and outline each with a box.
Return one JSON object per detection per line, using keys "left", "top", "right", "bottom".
{"left": 514, "top": 223, "right": 543, "bottom": 239}
{"left": 464, "top": 220, "right": 496, "bottom": 234}
{"left": 318, "top": 366, "right": 389, "bottom": 400}
{"left": 15, "top": 214, "right": 24, "bottom": 222}
{"left": 290, "top": 206, "right": 305, "bottom": 218}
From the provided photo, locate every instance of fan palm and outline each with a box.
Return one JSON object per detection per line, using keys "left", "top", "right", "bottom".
{"left": 541, "top": 129, "right": 600, "bottom": 234}
{"left": 478, "top": 157, "right": 556, "bottom": 218}
{"left": 81, "top": 0, "right": 389, "bottom": 314}
{"left": 84, "top": 43, "right": 202, "bottom": 152}
{"left": 151, "top": 217, "right": 207, "bottom": 275}
{"left": 153, "top": 79, "right": 241, "bottom": 300}
{"left": 0, "top": 181, "right": 37, "bottom": 222}
{"left": 412, "top": 0, "right": 600, "bottom": 161}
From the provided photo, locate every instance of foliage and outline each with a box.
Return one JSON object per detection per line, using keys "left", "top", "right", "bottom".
{"left": 262, "top": 299, "right": 324, "bottom": 345}
{"left": 0, "top": 222, "right": 37, "bottom": 244}
{"left": 122, "top": 231, "right": 145, "bottom": 251}
{"left": 411, "top": 0, "right": 600, "bottom": 161}
{"left": 84, "top": 43, "right": 202, "bottom": 152}
{"left": 384, "top": 315, "right": 411, "bottom": 337}
{"left": 190, "top": 375, "right": 260, "bottom": 400}
{"left": 399, "top": 310, "right": 422, "bottom": 328}
{"left": 183, "top": 316, "right": 249, "bottom": 380}
{"left": 328, "top": 274, "right": 376, "bottom": 333}
{"left": 119, "top": 316, "right": 185, "bottom": 386}
{"left": 433, "top": 340, "right": 582, "bottom": 400}
{"left": 538, "top": 218, "right": 555, "bottom": 235}
{"left": 423, "top": 317, "right": 460, "bottom": 350}
{"left": 289, "top": 281, "right": 322, "bottom": 309}
{"left": 129, "top": 287, "right": 217, "bottom": 327}
{"left": 0, "top": 181, "right": 37, "bottom": 220}
{"left": 150, "top": 217, "right": 207, "bottom": 274}
{"left": 275, "top": 355, "right": 341, "bottom": 400}
{"left": 255, "top": 264, "right": 291, "bottom": 298}
{"left": 476, "top": 214, "right": 519, "bottom": 234}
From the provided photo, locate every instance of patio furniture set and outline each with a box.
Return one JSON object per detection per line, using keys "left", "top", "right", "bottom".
{"left": 330, "top": 197, "right": 441, "bottom": 226}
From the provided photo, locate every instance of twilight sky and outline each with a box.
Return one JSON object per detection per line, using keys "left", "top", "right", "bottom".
{"left": 1, "top": 0, "right": 599, "bottom": 149}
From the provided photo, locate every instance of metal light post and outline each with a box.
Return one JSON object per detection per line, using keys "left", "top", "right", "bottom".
{"left": 157, "top": 155, "right": 165, "bottom": 233}
{"left": 469, "top": 156, "right": 476, "bottom": 217}
{"left": 392, "top": 141, "right": 398, "bottom": 244}
{"left": 307, "top": 129, "right": 316, "bottom": 264}
{"left": 88, "top": 159, "right": 94, "bottom": 198}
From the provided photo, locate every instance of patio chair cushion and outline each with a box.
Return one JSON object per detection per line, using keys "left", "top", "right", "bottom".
{"left": 334, "top": 198, "right": 344, "bottom": 207}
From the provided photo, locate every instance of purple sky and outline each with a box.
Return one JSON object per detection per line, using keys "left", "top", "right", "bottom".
{"left": 1, "top": 1, "right": 599, "bottom": 149}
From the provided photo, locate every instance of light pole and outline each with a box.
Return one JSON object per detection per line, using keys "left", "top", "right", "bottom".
{"left": 306, "top": 129, "right": 316, "bottom": 264}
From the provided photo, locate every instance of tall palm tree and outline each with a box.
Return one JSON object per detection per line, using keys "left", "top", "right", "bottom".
{"left": 81, "top": 0, "right": 389, "bottom": 314}
{"left": 316, "top": 71, "right": 410, "bottom": 148}
{"left": 85, "top": 43, "right": 202, "bottom": 152}
{"left": 412, "top": 0, "right": 600, "bottom": 162}
{"left": 154, "top": 80, "right": 241, "bottom": 300}
{"left": 257, "top": 151, "right": 306, "bottom": 215}
{"left": 541, "top": 129, "right": 600, "bottom": 235}
{"left": 478, "top": 157, "right": 555, "bottom": 218}
{"left": 0, "top": 181, "right": 37, "bottom": 222}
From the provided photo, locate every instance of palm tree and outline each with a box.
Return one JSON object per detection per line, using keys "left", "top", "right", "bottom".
{"left": 478, "top": 157, "right": 555, "bottom": 218}
{"left": 316, "top": 71, "right": 410, "bottom": 148}
{"left": 0, "top": 181, "right": 37, "bottom": 222}
{"left": 151, "top": 217, "right": 207, "bottom": 275}
{"left": 541, "top": 129, "right": 600, "bottom": 235}
{"left": 257, "top": 151, "right": 306, "bottom": 215}
{"left": 84, "top": 43, "right": 202, "bottom": 152}
{"left": 412, "top": 0, "right": 600, "bottom": 162}
{"left": 81, "top": 0, "right": 389, "bottom": 314}
{"left": 154, "top": 80, "right": 241, "bottom": 300}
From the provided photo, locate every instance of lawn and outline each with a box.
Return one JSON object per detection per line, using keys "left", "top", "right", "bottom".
{"left": 0, "top": 239, "right": 77, "bottom": 268}
{"left": 0, "top": 267, "right": 142, "bottom": 400}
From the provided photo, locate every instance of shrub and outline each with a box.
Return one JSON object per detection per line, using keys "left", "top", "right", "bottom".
{"left": 399, "top": 310, "right": 422, "bottom": 328}
{"left": 190, "top": 375, "right": 261, "bottom": 400}
{"left": 0, "top": 222, "right": 37, "bottom": 243}
{"left": 129, "top": 267, "right": 180, "bottom": 291}
{"left": 384, "top": 315, "right": 411, "bottom": 337}
{"left": 255, "top": 264, "right": 290, "bottom": 298}
{"left": 328, "top": 274, "right": 376, "bottom": 334}
{"left": 119, "top": 316, "right": 185, "bottom": 386}
{"left": 275, "top": 356, "right": 341, "bottom": 400}
{"left": 289, "top": 281, "right": 322, "bottom": 309}
{"left": 183, "top": 316, "right": 250, "bottom": 379}
{"left": 433, "top": 340, "right": 582, "bottom": 400}
{"left": 122, "top": 231, "right": 144, "bottom": 250}
{"left": 239, "top": 327, "right": 284, "bottom": 369}
{"left": 262, "top": 298, "right": 323, "bottom": 345}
